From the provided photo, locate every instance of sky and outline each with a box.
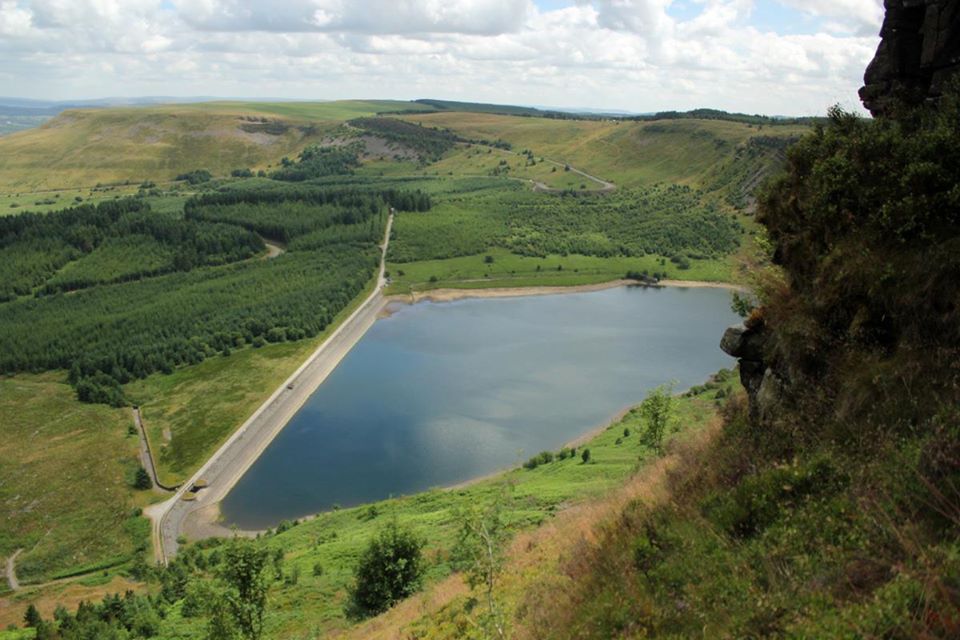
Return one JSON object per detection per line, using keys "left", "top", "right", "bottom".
{"left": 0, "top": 0, "right": 885, "bottom": 115}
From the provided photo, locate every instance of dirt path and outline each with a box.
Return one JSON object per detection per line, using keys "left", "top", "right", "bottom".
{"left": 534, "top": 158, "right": 616, "bottom": 193}
{"left": 262, "top": 239, "right": 285, "bottom": 259}
{"left": 5, "top": 549, "right": 21, "bottom": 591}
{"left": 132, "top": 408, "right": 177, "bottom": 494}
{"left": 149, "top": 212, "right": 394, "bottom": 563}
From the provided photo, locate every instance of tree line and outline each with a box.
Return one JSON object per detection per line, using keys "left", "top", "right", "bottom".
{"left": 389, "top": 182, "right": 742, "bottom": 265}
{"left": 0, "top": 199, "right": 264, "bottom": 300}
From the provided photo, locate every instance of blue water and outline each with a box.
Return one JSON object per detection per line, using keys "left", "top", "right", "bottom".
{"left": 221, "top": 285, "right": 739, "bottom": 528}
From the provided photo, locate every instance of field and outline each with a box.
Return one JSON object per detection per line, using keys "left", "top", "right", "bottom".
{"left": 0, "top": 185, "right": 142, "bottom": 216}
{"left": 0, "top": 106, "right": 321, "bottom": 191}
{"left": 387, "top": 248, "right": 735, "bottom": 292}
{"left": 396, "top": 111, "right": 807, "bottom": 190}
{"left": 0, "top": 373, "right": 151, "bottom": 584}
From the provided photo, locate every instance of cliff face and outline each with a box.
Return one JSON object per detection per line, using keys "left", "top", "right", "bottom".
{"left": 860, "top": 0, "right": 960, "bottom": 116}
{"left": 722, "top": 1, "right": 960, "bottom": 422}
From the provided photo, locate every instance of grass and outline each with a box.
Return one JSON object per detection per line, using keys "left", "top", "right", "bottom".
{"left": 0, "top": 107, "right": 335, "bottom": 191}
{"left": 0, "top": 101, "right": 428, "bottom": 192}
{"left": 0, "top": 574, "right": 145, "bottom": 632}
{"left": 387, "top": 247, "right": 735, "bottom": 293}
{"left": 156, "top": 371, "right": 738, "bottom": 639}
{"left": 0, "top": 185, "right": 141, "bottom": 216}
{"left": 396, "top": 111, "right": 808, "bottom": 189}
{"left": 179, "top": 100, "right": 428, "bottom": 121}
{"left": 422, "top": 144, "right": 598, "bottom": 191}
{"left": 124, "top": 278, "right": 377, "bottom": 486}
{"left": 0, "top": 373, "right": 151, "bottom": 584}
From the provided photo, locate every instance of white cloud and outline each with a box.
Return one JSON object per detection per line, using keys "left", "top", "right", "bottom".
{"left": 584, "top": 0, "right": 673, "bottom": 34}
{"left": 177, "top": 0, "right": 533, "bottom": 35}
{"left": 0, "top": 0, "right": 885, "bottom": 115}
{"left": 776, "top": 0, "right": 884, "bottom": 35}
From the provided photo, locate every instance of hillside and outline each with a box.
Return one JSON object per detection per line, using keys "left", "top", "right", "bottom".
{"left": 0, "top": 98, "right": 803, "bottom": 639}
{"left": 395, "top": 111, "right": 803, "bottom": 192}
{"left": 0, "top": 101, "right": 422, "bottom": 191}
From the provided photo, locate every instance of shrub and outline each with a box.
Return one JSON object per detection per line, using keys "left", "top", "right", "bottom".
{"left": 133, "top": 466, "right": 152, "bottom": 490}
{"left": 175, "top": 169, "right": 212, "bottom": 185}
{"left": 347, "top": 521, "right": 425, "bottom": 618}
{"left": 523, "top": 450, "right": 555, "bottom": 470}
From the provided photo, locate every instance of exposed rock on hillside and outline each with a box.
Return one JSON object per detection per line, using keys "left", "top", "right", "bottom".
{"left": 860, "top": 0, "right": 960, "bottom": 116}
{"left": 720, "top": 321, "right": 780, "bottom": 421}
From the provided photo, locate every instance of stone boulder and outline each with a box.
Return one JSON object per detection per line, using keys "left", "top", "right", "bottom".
{"left": 860, "top": 0, "right": 960, "bottom": 116}
{"left": 720, "top": 324, "right": 766, "bottom": 362}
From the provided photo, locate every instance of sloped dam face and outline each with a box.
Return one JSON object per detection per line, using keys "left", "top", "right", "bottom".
{"left": 221, "top": 285, "right": 740, "bottom": 529}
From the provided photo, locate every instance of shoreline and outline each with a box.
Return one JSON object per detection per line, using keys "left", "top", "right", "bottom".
{"left": 193, "top": 401, "right": 644, "bottom": 537}
{"left": 389, "top": 278, "right": 746, "bottom": 305}
{"left": 441, "top": 403, "right": 637, "bottom": 493}
{"left": 164, "top": 275, "right": 743, "bottom": 550}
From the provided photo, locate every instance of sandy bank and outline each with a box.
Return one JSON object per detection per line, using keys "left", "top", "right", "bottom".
{"left": 390, "top": 278, "right": 745, "bottom": 305}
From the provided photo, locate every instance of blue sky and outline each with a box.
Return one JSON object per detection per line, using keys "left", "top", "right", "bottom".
{"left": 0, "top": 1, "right": 884, "bottom": 115}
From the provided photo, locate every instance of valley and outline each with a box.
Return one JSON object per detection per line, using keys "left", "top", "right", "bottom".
{"left": 4, "top": 2, "right": 960, "bottom": 638}
{"left": 0, "top": 99, "right": 785, "bottom": 635}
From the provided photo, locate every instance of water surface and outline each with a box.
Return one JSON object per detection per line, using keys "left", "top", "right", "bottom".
{"left": 222, "top": 286, "right": 738, "bottom": 528}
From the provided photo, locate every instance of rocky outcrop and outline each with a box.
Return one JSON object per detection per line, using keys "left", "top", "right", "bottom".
{"left": 860, "top": 1, "right": 960, "bottom": 116}
{"left": 720, "top": 321, "right": 789, "bottom": 423}
{"left": 721, "top": 323, "right": 767, "bottom": 416}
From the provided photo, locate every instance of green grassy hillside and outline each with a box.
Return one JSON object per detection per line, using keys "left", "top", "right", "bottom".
{"left": 0, "top": 374, "right": 151, "bottom": 584}
{"left": 395, "top": 111, "right": 806, "bottom": 189}
{"left": 0, "top": 101, "right": 425, "bottom": 191}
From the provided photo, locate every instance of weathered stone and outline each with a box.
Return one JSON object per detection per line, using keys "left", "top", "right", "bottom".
{"left": 720, "top": 324, "right": 766, "bottom": 361}
{"left": 860, "top": 1, "right": 960, "bottom": 116}
{"left": 720, "top": 324, "right": 747, "bottom": 357}
{"left": 756, "top": 368, "right": 785, "bottom": 423}
{"left": 739, "top": 360, "right": 765, "bottom": 398}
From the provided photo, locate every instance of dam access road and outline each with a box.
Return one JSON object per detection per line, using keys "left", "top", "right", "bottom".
{"left": 146, "top": 212, "right": 393, "bottom": 564}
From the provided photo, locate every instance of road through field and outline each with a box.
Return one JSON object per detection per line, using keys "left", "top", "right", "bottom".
{"left": 147, "top": 212, "right": 393, "bottom": 563}
{"left": 5, "top": 549, "right": 21, "bottom": 591}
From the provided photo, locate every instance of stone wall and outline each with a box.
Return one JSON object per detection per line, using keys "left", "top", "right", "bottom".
{"left": 860, "top": 1, "right": 960, "bottom": 116}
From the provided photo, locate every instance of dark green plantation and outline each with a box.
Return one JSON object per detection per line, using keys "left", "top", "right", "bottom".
{"left": 388, "top": 179, "right": 743, "bottom": 265}
{"left": 0, "top": 184, "right": 416, "bottom": 405}
{"left": 0, "top": 199, "right": 264, "bottom": 300}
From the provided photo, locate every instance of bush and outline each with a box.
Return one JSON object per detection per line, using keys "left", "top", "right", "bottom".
{"left": 133, "top": 466, "right": 152, "bottom": 490}
{"left": 523, "top": 450, "right": 555, "bottom": 470}
{"left": 175, "top": 169, "right": 212, "bottom": 185}
{"left": 347, "top": 521, "right": 425, "bottom": 618}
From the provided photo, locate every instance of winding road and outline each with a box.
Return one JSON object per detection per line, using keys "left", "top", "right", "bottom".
{"left": 146, "top": 212, "right": 393, "bottom": 564}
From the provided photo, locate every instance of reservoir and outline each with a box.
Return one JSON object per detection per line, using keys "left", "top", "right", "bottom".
{"left": 221, "top": 285, "right": 739, "bottom": 529}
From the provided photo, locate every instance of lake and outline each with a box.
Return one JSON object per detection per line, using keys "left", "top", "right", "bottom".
{"left": 221, "top": 285, "right": 739, "bottom": 529}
